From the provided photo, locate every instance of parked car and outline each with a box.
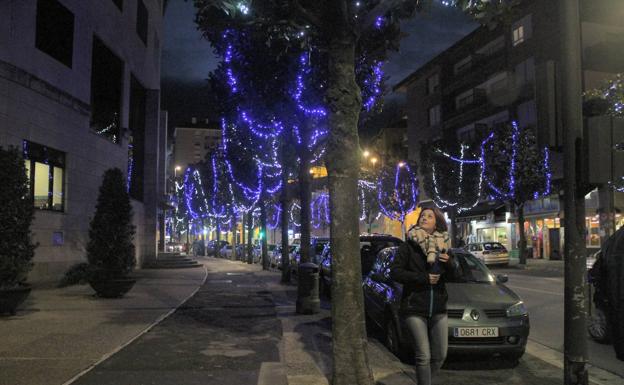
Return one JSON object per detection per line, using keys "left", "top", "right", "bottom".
{"left": 465, "top": 242, "right": 510, "bottom": 266}
{"left": 220, "top": 244, "right": 234, "bottom": 259}
{"left": 363, "top": 247, "right": 529, "bottom": 361}
{"left": 207, "top": 240, "right": 229, "bottom": 256}
{"left": 165, "top": 242, "right": 184, "bottom": 253}
{"left": 319, "top": 234, "right": 403, "bottom": 297}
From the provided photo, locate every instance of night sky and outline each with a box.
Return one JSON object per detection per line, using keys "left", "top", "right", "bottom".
{"left": 161, "top": 0, "right": 477, "bottom": 128}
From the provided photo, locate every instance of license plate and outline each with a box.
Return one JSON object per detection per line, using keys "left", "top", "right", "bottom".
{"left": 453, "top": 327, "right": 499, "bottom": 338}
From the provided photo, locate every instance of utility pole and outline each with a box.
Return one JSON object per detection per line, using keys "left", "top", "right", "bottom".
{"left": 559, "top": 0, "right": 588, "bottom": 384}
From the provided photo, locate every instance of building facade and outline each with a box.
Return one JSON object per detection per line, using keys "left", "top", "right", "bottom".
{"left": 0, "top": 0, "right": 167, "bottom": 283}
{"left": 395, "top": 0, "right": 624, "bottom": 258}
{"left": 172, "top": 118, "right": 222, "bottom": 172}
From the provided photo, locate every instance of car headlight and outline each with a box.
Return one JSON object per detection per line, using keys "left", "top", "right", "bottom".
{"left": 506, "top": 302, "right": 528, "bottom": 317}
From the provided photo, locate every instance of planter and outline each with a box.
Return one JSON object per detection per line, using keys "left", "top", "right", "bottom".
{"left": 89, "top": 277, "right": 136, "bottom": 298}
{"left": 0, "top": 284, "right": 32, "bottom": 316}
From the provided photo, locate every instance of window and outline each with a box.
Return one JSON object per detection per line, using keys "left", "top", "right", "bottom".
{"left": 515, "top": 57, "right": 535, "bottom": 86}
{"left": 512, "top": 15, "right": 532, "bottom": 46}
{"left": 136, "top": 0, "right": 148, "bottom": 45}
{"left": 23, "top": 141, "right": 65, "bottom": 212}
{"left": 111, "top": 0, "right": 122, "bottom": 10}
{"left": 428, "top": 105, "right": 441, "bottom": 126}
{"left": 427, "top": 73, "right": 440, "bottom": 95}
{"left": 476, "top": 36, "right": 505, "bottom": 57}
{"left": 128, "top": 75, "right": 146, "bottom": 201}
{"left": 91, "top": 36, "right": 123, "bottom": 143}
{"left": 35, "top": 0, "right": 74, "bottom": 67}
{"left": 455, "top": 89, "right": 474, "bottom": 109}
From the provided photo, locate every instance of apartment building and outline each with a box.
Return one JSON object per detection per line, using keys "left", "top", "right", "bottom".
{"left": 395, "top": 0, "right": 624, "bottom": 258}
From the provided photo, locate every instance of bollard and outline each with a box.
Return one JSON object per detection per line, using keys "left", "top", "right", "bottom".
{"left": 296, "top": 262, "right": 320, "bottom": 314}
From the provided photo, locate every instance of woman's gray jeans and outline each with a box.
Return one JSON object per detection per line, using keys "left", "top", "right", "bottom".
{"left": 405, "top": 314, "right": 448, "bottom": 385}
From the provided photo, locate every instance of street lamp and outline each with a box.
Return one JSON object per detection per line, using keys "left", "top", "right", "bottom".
{"left": 174, "top": 165, "right": 181, "bottom": 178}
{"left": 363, "top": 150, "right": 370, "bottom": 158}
{"left": 398, "top": 161, "right": 405, "bottom": 168}
{"left": 370, "top": 157, "right": 378, "bottom": 166}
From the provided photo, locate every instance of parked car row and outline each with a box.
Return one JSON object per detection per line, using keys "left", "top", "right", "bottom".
{"left": 464, "top": 242, "right": 510, "bottom": 266}
{"left": 313, "top": 235, "right": 529, "bottom": 362}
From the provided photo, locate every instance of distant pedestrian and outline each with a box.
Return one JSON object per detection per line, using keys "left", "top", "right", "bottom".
{"left": 391, "top": 207, "right": 457, "bottom": 385}
{"left": 596, "top": 226, "right": 624, "bottom": 361}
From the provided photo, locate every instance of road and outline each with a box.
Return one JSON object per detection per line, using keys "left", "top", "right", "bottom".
{"left": 492, "top": 264, "right": 623, "bottom": 379}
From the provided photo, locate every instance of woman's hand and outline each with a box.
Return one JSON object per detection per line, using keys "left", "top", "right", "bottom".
{"left": 438, "top": 253, "right": 450, "bottom": 263}
{"left": 429, "top": 273, "right": 440, "bottom": 285}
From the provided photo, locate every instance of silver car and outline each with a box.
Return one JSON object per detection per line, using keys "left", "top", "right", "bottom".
{"left": 363, "top": 247, "right": 529, "bottom": 361}
{"left": 465, "top": 242, "right": 510, "bottom": 266}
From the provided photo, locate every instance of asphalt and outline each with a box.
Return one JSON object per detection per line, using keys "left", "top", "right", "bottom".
{"left": 1, "top": 256, "right": 622, "bottom": 385}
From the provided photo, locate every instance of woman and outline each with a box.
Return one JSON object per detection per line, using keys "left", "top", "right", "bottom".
{"left": 390, "top": 207, "right": 456, "bottom": 385}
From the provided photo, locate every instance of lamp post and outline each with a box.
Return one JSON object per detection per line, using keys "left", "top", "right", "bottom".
{"left": 174, "top": 165, "right": 181, "bottom": 178}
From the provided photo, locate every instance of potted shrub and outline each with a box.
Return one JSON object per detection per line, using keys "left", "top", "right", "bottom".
{"left": 0, "top": 146, "right": 37, "bottom": 315}
{"left": 87, "top": 168, "right": 137, "bottom": 298}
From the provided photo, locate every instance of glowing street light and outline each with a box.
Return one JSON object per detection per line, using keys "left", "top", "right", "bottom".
{"left": 363, "top": 150, "right": 370, "bottom": 158}
{"left": 371, "top": 157, "right": 378, "bottom": 166}
{"left": 174, "top": 165, "right": 181, "bottom": 178}
{"left": 398, "top": 161, "right": 406, "bottom": 168}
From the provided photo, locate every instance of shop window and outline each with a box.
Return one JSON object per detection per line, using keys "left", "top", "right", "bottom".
{"left": 23, "top": 140, "right": 65, "bottom": 212}
{"left": 136, "top": 0, "right": 149, "bottom": 45}
{"left": 35, "top": 0, "right": 74, "bottom": 67}
{"left": 90, "top": 36, "right": 123, "bottom": 143}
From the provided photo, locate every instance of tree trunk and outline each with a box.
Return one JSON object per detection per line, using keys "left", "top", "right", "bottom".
{"left": 560, "top": 0, "right": 589, "bottom": 383}
{"left": 325, "top": 31, "right": 374, "bottom": 385}
{"left": 281, "top": 169, "right": 291, "bottom": 283}
{"left": 299, "top": 148, "right": 312, "bottom": 264}
{"left": 517, "top": 203, "right": 527, "bottom": 266}
{"left": 216, "top": 219, "right": 221, "bottom": 258}
{"left": 247, "top": 211, "right": 253, "bottom": 264}
{"left": 449, "top": 208, "right": 458, "bottom": 248}
{"left": 232, "top": 214, "right": 238, "bottom": 261}
{"left": 260, "top": 199, "right": 269, "bottom": 270}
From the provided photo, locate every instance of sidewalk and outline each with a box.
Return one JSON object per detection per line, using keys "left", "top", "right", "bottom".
{"left": 2, "top": 257, "right": 621, "bottom": 385}
{"left": 0, "top": 265, "right": 207, "bottom": 385}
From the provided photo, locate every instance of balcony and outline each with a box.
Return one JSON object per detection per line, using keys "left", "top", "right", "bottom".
{"left": 443, "top": 52, "right": 507, "bottom": 96}
{"left": 443, "top": 88, "right": 509, "bottom": 130}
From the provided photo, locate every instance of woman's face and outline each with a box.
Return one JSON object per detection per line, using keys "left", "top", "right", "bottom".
{"left": 418, "top": 209, "right": 437, "bottom": 233}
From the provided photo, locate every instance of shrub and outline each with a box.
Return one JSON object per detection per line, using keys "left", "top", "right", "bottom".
{"left": 0, "top": 146, "right": 37, "bottom": 289}
{"left": 58, "top": 262, "right": 91, "bottom": 287}
{"left": 86, "top": 168, "right": 135, "bottom": 281}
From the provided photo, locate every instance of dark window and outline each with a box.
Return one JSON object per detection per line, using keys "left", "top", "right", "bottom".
{"left": 90, "top": 36, "right": 123, "bottom": 144}
{"left": 136, "top": 0, "right": 148, "bottom": 45}
{"left": 128, "top": 75, "right": 146, "bottom": 201}
{"left": 22, "top": 140, "right": 65, "bottom": 212}
{"left": 112, "top": 0, "right": 123, "bottom": 10}
{"left": 35, "top": 0, "right": 74, "bottom": 67}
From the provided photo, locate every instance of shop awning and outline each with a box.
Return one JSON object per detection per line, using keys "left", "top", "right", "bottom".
{"left": 456, "top": 202, "right": 507, "bottom": 223}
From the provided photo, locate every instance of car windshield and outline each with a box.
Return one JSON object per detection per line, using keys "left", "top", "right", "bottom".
{"left": 452, "top": 253, "right": 495, "bottom": 283}
{"left": 483, "top": 243, "right": 505, "bottom": 251}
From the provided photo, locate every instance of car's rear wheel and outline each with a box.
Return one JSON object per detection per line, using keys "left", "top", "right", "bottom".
{"left": 384, "top": 318, "right": 405, "bottom": 360}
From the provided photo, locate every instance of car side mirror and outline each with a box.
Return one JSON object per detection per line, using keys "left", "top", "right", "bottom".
{"left": 496, "top": 274, "right": 509, "bottom": 283}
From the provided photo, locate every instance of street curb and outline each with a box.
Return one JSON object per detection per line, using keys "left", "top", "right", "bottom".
{"left": 60, "top": 265, "right": 209, "bottom": 385}
{"left": 526, "top": 340, "right": 624, "bottom": 385}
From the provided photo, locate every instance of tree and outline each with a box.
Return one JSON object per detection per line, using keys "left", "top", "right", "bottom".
{"left": 87, "top": 168, "right": 136, "bottom": 281}
{"left": 420, "top": 137, "right": 483, "bottom": 246}
{"left": 482, "top": 122, "right": 551, "bottom": 265}
{"left": 358, "top": 176, "right": 381, "bottom": 234}
{"left": 377, "top": 162, "right": 419, "bottom": 239}
{"left": 192, "top": 2, "right": 516, "bottom": 383}
{"left": 0, "top": 146, "right": 36, "bottom": 289}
